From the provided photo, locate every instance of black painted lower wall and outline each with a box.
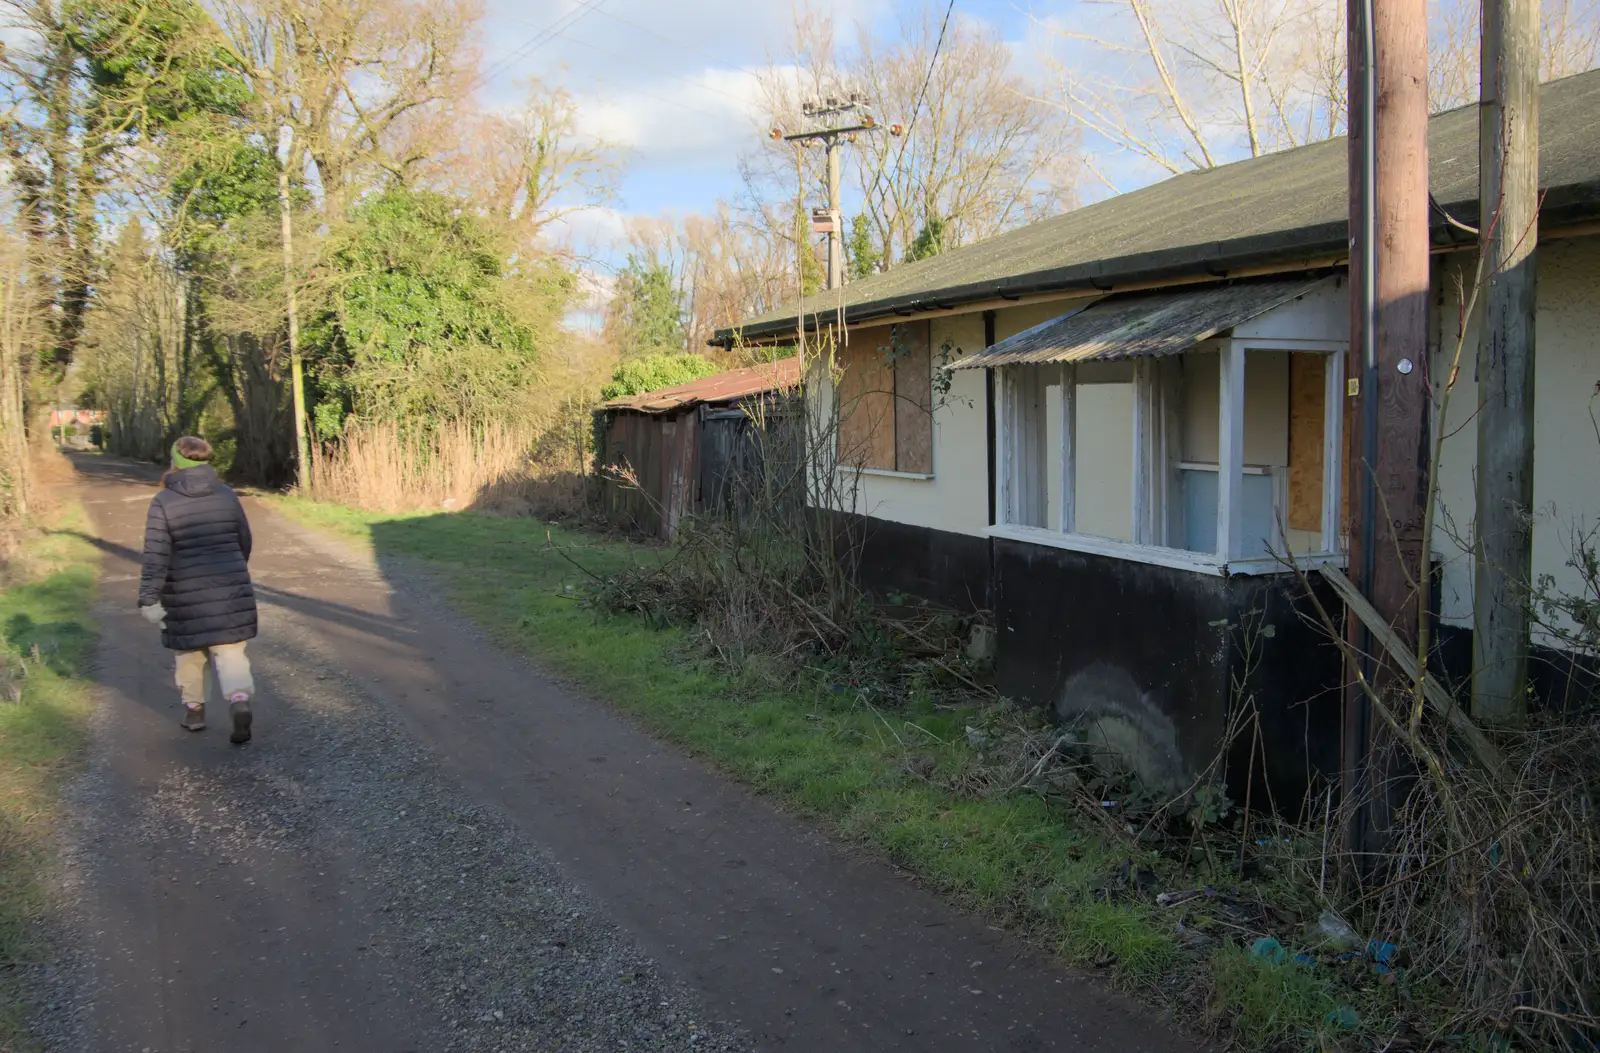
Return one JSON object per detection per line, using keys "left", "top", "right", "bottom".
{"left": 1433, "top": 623, "right": 1600, "bottom": 714}
{"left": 840, "top": 515, "right": 1600, "bottom": 810}
{"left": 837, "top": 511, "right": 1344, "bottom": 808}
{"left": 837, "top": 511, "right": 994, "bottom": 613}
{"left": 990, "top": 539, "right": 1343, "bottom": 810}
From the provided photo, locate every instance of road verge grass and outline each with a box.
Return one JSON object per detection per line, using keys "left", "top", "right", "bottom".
{"left": 272, "top": 499, "right": 1361, "bottom": 1048}
{"left": 0, "top": 499, "right": 100, "bottom": 1046}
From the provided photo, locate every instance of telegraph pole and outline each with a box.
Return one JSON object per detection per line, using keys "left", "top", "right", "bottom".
{"left": 771, "top": 93, "right": 900, "bottom": 291}
{"left": 1344, "top": 0, "right": 1431, "bottom": 860}
{"left": 1473, "top": 0, "right": 1540, "bottom": 724}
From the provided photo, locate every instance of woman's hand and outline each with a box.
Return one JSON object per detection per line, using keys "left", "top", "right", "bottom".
{"left": 139, "top": 603, "right": 166, "bottom": 627}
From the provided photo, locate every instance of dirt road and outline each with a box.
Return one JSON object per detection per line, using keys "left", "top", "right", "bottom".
{"left": 43, "top": 456, "right": 1197, "bottom": 1052}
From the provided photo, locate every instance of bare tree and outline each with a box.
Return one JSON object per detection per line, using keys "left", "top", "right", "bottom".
{"left": 77, "top": 218, "right": 201, "bottom": 460}
{"left": 1046, "top": 0, "right": 1600, "bottom": 185}
{"left": 209, "top": 0, "right": 483, "bottom": 221}
{"left": 0, "top": 205, "right": 42, "bottom": 522}
{"left": 0, "top": 0, "right": 100, "bottom": 369}
{"left": 1037, "top": 0, "right": 1346, "bottom": 177}
{"left": 1431, "top": 0, "right": 1600, "bottom": 111}
{"left": 754, "top": 4, "right": 1079, "bottom": 270}
{"left": 421, "top": 79, "right": 621, "bottom": 256}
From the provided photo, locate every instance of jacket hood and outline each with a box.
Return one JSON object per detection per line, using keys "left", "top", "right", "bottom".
{"left": 165, "top": 464, "right": 219, "bottom": 498}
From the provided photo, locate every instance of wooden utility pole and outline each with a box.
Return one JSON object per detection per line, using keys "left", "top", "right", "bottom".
{"left": 277, "top": 124, "right": 311, "bottom": 494}
{"left": 1343, "top": 0, "right": 1432, "bottom": 857}
{"left": 1473, "top": 0, "right": 1540, "bottom": 724}
{"left": 772, "top": 94, "right": 899, "bottom": 291}
{"left": 826, "top": 137, "right": 843, "bottom": 288}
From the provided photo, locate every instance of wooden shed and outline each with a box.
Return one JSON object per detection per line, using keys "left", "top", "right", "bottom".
{"left": 595, "top": 358, "right": 803, "bottom": 540}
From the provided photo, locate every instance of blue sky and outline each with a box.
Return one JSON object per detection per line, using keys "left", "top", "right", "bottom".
{"left": 478, "top": 0, "right": 1082, "bottom": 269}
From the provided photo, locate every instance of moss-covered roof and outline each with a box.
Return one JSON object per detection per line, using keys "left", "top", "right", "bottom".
{"left": 717, "top": 69, "right": 1600, "bottom": 345}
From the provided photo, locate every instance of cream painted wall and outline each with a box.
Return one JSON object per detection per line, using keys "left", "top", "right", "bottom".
{"left": 816, "top": 282, "right": 1364, "bottom": 557}
{"left": 1232, "top": 276, "right": 1351, "bottom": 342}
{"left": 1432, "top": 236, "right": 1600, "bottom": 632}
{"left": 995, "top": 298, "right": 1092, "bottom": 340}
{"left": 832, "top": 312, "right": 990, "bottom": 537}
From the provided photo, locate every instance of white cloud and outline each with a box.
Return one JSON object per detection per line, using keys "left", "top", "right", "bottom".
{"left": 544, "top": 205, "right": 630, "bottom": 258}
{"left": 482, "top": 0, "right": 893, "bottom": 151}
{"left": 576, "top": 66, "right": 767, "bottom": 159}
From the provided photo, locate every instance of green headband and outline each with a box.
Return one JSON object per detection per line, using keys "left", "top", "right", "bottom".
{"left": 171, "top": 442, "right": 205, "bottom": 470}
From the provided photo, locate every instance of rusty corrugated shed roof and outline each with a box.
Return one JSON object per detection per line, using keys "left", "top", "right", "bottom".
{"left": 949, "top": 276, "right": 1335, "bottom": 369}
{"left": 603, "top": 357, "right": 802, "bottom": 414}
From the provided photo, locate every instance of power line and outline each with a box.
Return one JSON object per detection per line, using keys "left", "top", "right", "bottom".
{"left": 497, "top": 14, "right": 754, "bottom": 111}
{"left": 586, "top": 6, "right": 761, "bottom": 85}
{"left": 863, "top": 0, "right": 955, "bottom": 247}
{"left": 904, "top": 0, "right": 957, "bottom": 144}
{"left": 529, "top": 30, "right": 739, "bottom": 120}
{"left": 476, "top": 0, "right": 611, "bottom": 90}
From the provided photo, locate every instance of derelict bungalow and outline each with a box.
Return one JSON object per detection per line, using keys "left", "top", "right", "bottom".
{"left": 714, "top": 70, "right": 1600, "bottom": 802}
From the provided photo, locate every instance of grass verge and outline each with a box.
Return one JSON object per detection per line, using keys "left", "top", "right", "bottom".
{"left": 0, "top": 499, "right": 100, "bottom": 1047}
{"left": 272, "top": 499, "right": 1361, "bottom": 1049}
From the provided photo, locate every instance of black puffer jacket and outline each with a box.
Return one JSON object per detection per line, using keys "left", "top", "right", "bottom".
{"left": 138, "top": 465, "right": 257, "bottom": 651}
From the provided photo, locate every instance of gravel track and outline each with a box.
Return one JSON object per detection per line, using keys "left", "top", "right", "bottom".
{"left": 36, "top": 460, "right": 749, "bottom": 1053}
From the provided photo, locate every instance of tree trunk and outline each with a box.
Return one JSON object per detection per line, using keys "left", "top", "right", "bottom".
{"left": 43, "top": 21, "right": 76, "bottom": 367}
{"left": 211, "top": 330, "right": 292, "bottom": 487}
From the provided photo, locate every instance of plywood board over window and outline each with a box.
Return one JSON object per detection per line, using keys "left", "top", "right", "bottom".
{"left": 837, "top": 321, "right": 933, "bottom": 474}
{"left": 893, "top": 321, "right": 933, "bottom": 474}
{"left": 838, "top": 325, "right": 896, "bottom": 470}
{"left": 1288, "top": 353, "right": 1325, "bottom": 531}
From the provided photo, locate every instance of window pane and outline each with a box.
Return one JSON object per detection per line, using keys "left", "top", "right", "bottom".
{"left": 1183, "top": 350, "right": 1220, "bottom": 462}
{"left": 1182, "top": 467, "right": 1217, "bottom": 553}
{"left": 1045, "top": 380, "right": 1062, "bottom": 530}
{"left": 1181, "top": 468, "right": 1276, "bottom": 556}
{"left": 1240, "top": 472, "right": 1278, "bottom": 557}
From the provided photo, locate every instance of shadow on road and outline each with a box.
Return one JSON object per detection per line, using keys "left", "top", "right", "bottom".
{"left": 66, "top": 453, "right": 162, "bottom": 488}
{"left": 57, "top": 525, "right": 417, "bottom": 654}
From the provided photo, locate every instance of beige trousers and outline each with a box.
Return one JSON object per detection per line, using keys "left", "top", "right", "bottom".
{"left": 174, "top": 643, "right": 255, "bottom": 707}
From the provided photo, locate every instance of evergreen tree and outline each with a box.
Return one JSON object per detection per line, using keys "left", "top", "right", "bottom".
{"left": 792, "top": 204, "right": 825, "bottom": 296}
{"left": 600, "top": 353, "right": 718, "bottom": 401}
{"left": 847, "top": 214, "right": 880, "bottom": 279}
{"left": 609, "top": 256, "right": 686, "bottom": 357}
{"left": 905, "top": 215, "right": 947, "bottom": 263}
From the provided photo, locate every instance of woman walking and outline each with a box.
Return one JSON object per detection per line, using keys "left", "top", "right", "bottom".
{"left": 137, "top": 436, "right": 259, "bottom": 744}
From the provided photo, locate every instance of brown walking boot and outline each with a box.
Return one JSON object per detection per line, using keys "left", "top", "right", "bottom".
{"left": 228, "top": 694, "right": 252, "bottom": 745}
{"left": 181, "top": 703, "right": 206, "bottom": 732}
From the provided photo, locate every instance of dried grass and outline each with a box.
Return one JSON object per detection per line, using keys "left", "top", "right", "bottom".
{"left": 308, "top": 419, "right": 588, "bottom": 517}
{"left": 1279, "top": 696, "right": 1600, "bottom": 1050}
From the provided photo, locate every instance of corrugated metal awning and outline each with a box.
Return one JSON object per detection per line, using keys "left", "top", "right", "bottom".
{"left": 950, "top": 275, "right": 1335, "bottom": 370}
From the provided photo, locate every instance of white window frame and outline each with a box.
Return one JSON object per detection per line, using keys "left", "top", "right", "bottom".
{"left": 990, "top": 339, "right": 1348, "bottom": 577}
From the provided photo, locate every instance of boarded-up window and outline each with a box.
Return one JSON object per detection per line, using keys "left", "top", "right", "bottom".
{"left": 838, "top": 321, "right": 933, "bottom": 473}
{"left": 1287, "top": 353, "right": 1325, "bottom": 532}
